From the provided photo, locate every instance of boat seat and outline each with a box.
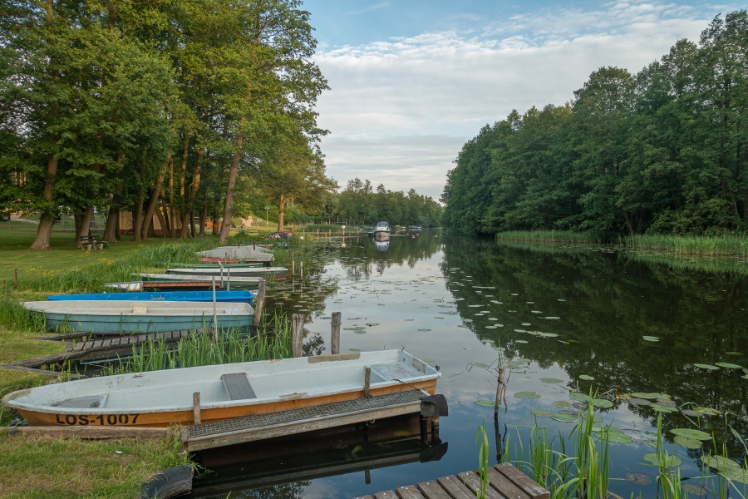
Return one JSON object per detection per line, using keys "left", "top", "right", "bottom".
{"left": 221, "top": 373, "right": 257, "bottom": 400}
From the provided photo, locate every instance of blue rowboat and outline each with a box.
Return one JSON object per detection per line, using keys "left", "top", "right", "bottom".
{"left": 23, "top": 301, "right": 254, "bottom": 335}
{"left": 47, "top": 290, "right": 254, "bottom": 303}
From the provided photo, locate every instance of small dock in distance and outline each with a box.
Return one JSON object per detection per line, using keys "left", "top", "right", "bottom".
{"left": 354, "top": 462, "right": 549, "bottom": 499}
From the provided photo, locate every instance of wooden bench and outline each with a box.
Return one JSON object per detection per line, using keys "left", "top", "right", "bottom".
{"left": 354, "top": 463, "right": 549, "bottom": 499}
{"left": 78, "top": 235, "right": 102, "bottom": 250}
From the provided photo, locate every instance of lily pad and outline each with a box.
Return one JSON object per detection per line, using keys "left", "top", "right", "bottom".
{"left": 537, "top": 332, "right": 559, "bottom": 338}
{"left": 550, "top": 413, "right": 577, "bottom": 423}
{"left": 473, "top": 362, "right": 491, "bottom": 369}
{"left": 544, "top": 317, "right": 561, "bottom": 320}
{"left": 603, "top": 427, "right": 632, "bottom": 444}
{"left": 694, "top": 363, "right": 719, "bottom": 370}
{"left": 417, "top": 328, "right": 431, "bottom": 332}
{"left": 694, "top": 406, "right": 721, "bottom": 416}
{"left": 531, "top": 410, "right": 555, "bottom": 418}
{"left": 553, "top": 400, "right": 573, "bottom": 408}
{"left": 651, "top": 404, "right": 677, "bottom": 413}
{"left": 743, "top": 375, "right": 748, "bottom": 380}
{"left": 643, "top": 453, "right": 682, "bottom": 467}
{"left": 715, "top": 362, "right": 743, "bottom": 369}
{"left": 515, "top": 391, "right": 541, "bottom": 399}
{"left": 514, "top": 340, "right": 528, "bottom": 345}
{"left": 349, "top": 348, "right": 361, "bottom": 352}
{"left": 624, "top": 472, "right": 651, "bottom": 485}
{"left": 704, "top": 455, "right": 742, "bottom": 473}
{"left": 631, "top": 392, "right": 661, "bottom": 400}
{"left": 521, "top": 322, "right": 531, "bottom": 326}
{"left": 570, "top": 392, "right": 591, "bottom": 403}
{"left": 579, "top": 375, "right": 595, "bottom": 381}
{"left": 722, "top": 468, "right": 748, "bottom": 484}
{"left": 674, "top": 436, "right": 702, "bottom": 449}
{"left": 670, "top": 428, "right": 712, "bottom": 441}
{"left": 682, "top": 484, "right": 708, "bottom": 496}
{"left": 628, "top": 398, "right": 652, "bottom": 406}
{"left": 593, "top": 399, "right": 614, "bottom": 409}
{"left": 642, "top": 336, "right": 659, "bottom": 342}
{"left": 475, "top": 400, "right": 495, "bottom": 407}
{"left": 540, "top": 378, "right": 564, "bottom": 384}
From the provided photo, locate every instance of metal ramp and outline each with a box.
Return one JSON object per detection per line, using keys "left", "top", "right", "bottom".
{"left": 221, "top": 373, "right": 257, "bottom": 400}
{"left": 183, "top": 390, "right": 427, "bottom": 451}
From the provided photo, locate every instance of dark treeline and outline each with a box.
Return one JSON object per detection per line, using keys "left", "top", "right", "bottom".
{"left": 442, "top": 12, "right": 748, "bottom": 237}
{"left": 316, "top": 178, "right": 442, "bottom": 227}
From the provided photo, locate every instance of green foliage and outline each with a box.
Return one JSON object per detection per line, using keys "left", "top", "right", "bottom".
{"left": 443, "top": 12, "right": 748, "bottom": 237}
{"left": 330, "top": 178, "right": 442, "bottom": 227}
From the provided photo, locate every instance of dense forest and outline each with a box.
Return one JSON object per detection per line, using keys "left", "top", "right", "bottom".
{"left": 442, "top": 12, "right": 748, "bottom": 237}
{"left": 0, "top": 0, "right": 332, "bottom": 248}
{"left": 321, "top": 178, "right": 442, "bottom": 228}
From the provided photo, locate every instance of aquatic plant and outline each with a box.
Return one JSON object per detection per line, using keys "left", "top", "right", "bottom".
{"left": 103, "top": 313, "right": 292, "bottom": 374}
{"left": 625, "top": 234, "right": 748, "bottom": 257}
{"left": 496, "top": 231, "right": 603, "bottom": 245}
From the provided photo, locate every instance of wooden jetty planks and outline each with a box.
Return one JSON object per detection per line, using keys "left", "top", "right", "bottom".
{"left": 436, "top": 476, "right": 476, "bottom": 499}
{"left": 396, "top": 485, "right": 427, "bottom": 499}
{"left": 362, "top": 464, "right": 549, "bottom": 499}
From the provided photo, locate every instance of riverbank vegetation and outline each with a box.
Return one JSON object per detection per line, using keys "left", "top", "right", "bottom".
{"left": 443, "top": 12, "right": 748, "bottom": 240}
{"left": 0, "top": 0, "right": 330, "bottom": 248}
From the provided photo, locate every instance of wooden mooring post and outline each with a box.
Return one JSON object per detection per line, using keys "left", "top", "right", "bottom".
{"left": 193, "top": 392, "right": 201, "bottom": 425}
{"left": 252, "top": 280, "right": 266, "bottom": 328}
{"left": 292, "top": 313, "right": 304, "bottom": 357}
{"left": 331, "top": 312, "right": 341, "bottom": 355}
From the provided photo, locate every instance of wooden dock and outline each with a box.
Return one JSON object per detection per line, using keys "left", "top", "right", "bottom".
{"left": 183, "top": 390, "right": 442, "bottom": 452}
{"left": 354, "top": 462, "right": 549, "bottom": 499}
{"left": 68, "top": 329, "right": 197, "bottom": 352}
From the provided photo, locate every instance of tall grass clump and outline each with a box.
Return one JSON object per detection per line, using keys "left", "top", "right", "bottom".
{"left": 0, "top": 295, "right": 47, "bottom": 332}
{"left": 625, "top": 234, "right": 748, "bottom": 257}
{"left": 496, "top": 231, "right": 602, "bottom": 245}
{"left": 104, "top": 313, "right": 292, "bottom": 375}
{"left": 20, "top": 241, "right": 215, "bottom": 293}
{"left": 500, "top": 392, "right": 611, "bottom": 499}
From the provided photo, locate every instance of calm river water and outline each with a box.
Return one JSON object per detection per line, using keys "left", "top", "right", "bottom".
{"left": 190, "top": 230, "right": 748, "bottom": 499}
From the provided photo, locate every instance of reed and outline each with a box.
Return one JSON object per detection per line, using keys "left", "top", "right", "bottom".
{"left": 496, "top": 231, "right": 602, "bottom": 245}
{"left": 625, "top": 234, "right": 748, "bottom": 257}
{"left": 103, "top": 313, "right": 292, "bottom": 375}
{"left": 0, "top": 295, "right": 47, "bottom": 332}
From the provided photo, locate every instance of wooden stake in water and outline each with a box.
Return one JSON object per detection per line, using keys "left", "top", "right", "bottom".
{"left": 252, "top": 279, "right": 265, "bottom": 327}
{"left": 331, "top": 312, "right": 341, "bottom": 355}
{"left": 364, "top": 366, "right": 371, "bottom": 398}
{"left": 226, "top": 268, "right": 230, "bottom": 291}
{"left": 300, "top": 261, "right": 303, "bottom": 280}
{"left": 211, "top": 277, "right": 218, "bottom": 341}
{"left": 292, "top": 313, "right": 304, "bottom": 357}
{"left": 292, "top": 259, "right": 295, "bottom": 279}
{"left": 495, "top": 367, "right": 505, "bottom": 415}
{"left": 193, "top": 392, "right": 201, "bottom": 424}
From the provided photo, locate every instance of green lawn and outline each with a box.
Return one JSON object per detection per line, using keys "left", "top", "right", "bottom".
{"left": 0, "top": 228, "right": 205, "bottom": 498}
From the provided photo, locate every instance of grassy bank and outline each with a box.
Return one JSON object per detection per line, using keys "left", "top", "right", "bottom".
{"left": 0, "top": 230, "right": 266, "bottom": 498}
{"left": 625, "top": 234, "right": 748, "bottom": 257}
{"left": 496, "top": 230, "right": 748, "bottom": 257}
{"left": 496, "top": 230, "right": 603, "bottom": 244}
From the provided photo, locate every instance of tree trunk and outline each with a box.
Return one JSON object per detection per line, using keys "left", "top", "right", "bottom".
{"left": 30, "top": 155, "right": 59, "bottom": 250}
{"left": 155, "top": 204, "right": 169, "bottom": 239}
{"left": 179, "top": 135, "right": 189, "bottom": 212}
{"left": 74, "top": 213, "right": 82, "bottom": 235}
{"left": 73, "top": 205, "right": 95, "bottom": 249}
{"left": 212, "top": 207, "right": 220, "bottom": 236}
{"left": 133, "top": 190, "right": 146, "bottom": 242}
{"left": 180, "top": 147, "right": 204, "bottom": 239}
{"left": 103, "top": 209, "right": 118, "bottom": 242}
{"left": 140, "top": 159, "right": 168, "bottom": 240}
{"left": 277, "top": 193, "right": 285, "bottom": 231}
{"left": 219, "top": 140, "right": 242, "bottom": 243}
{"left": 190, "top": 211, "right": 197, "bottom": 237}
{"left": 623, "top": 211, "right": 635, "bottom": 236}
{"left": 199, "top": 203, "right": 207, "bottom": 237}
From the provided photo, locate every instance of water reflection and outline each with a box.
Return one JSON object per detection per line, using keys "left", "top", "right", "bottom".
{"left": 224, "top": 230, "right": 748, "bottom": 498}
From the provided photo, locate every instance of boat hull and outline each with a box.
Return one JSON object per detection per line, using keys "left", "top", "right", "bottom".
{"left": 42, "top": 313, "right": 253, "bottom": 334}
{"left": 167, "top": 267, "right": 287, "bottom": 280}
{"left": 15, "top": 381, "right": 437, "bottom": 427}
{"left": 47, "top": 291, "right": 254, "bottom": 303}
{"left": 3, "top": 351, "right": 440, "bottom": 427}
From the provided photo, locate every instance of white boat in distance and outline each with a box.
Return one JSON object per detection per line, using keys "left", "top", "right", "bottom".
{"left": 2, "top": 350, "right": 441, "bottom": 427}
{"left": 166, "top": 266, "right": 288, "bottom": 280}
{"left": 138, "top": 273, "right": 263, "bottom": 286}
{"left": 372, "top": 221, "right": 390, "bottom": 235}
{"left": 23, "top": 300, "right": 254, "bottom": 334}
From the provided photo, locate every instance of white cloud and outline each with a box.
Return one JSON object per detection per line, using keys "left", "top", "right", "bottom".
{"left": 343, "top": 2, "right": 389, "bottom": 16}
{"left": 314, "top": 2, "right": 726, "bottom": 198}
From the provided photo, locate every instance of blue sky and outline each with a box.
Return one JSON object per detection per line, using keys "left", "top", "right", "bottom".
{"left": 302, "top": 1, "right": 738, "bottom": 199}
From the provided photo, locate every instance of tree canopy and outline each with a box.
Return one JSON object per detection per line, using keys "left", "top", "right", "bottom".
{"left": 442, "top": 12, "right": 748, "bottom": 237}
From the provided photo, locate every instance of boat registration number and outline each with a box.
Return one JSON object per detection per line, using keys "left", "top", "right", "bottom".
{"left": 55, "top": 414, "right": 141, "bottom": 426}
